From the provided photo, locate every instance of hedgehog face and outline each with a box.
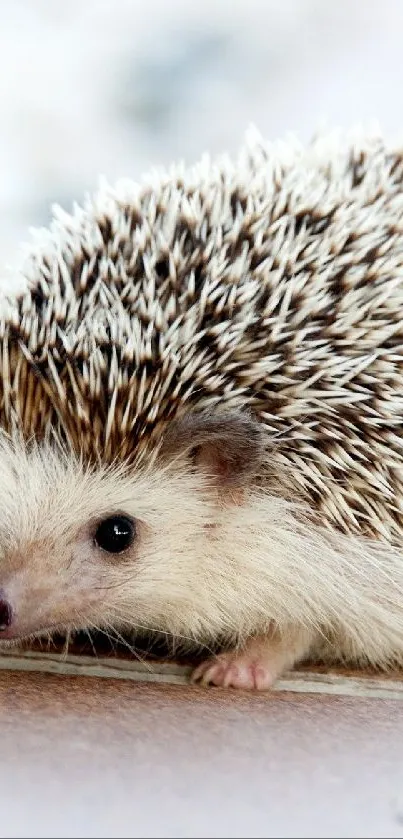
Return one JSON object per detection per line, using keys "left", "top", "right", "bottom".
{"left": 0, "top": 412, "right": 272, "bottom": 646}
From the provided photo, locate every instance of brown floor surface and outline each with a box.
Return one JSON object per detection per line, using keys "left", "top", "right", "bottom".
{"left": 0, "top": 668, "right": 402, "bottom": 838}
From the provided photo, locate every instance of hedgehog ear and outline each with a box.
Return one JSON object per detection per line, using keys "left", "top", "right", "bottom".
{"left": 159, "top": 411, "right": 265, "bottom": 490}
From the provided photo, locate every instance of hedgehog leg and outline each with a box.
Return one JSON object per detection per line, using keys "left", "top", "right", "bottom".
{"left": 191, "top": 628, "right": 313, "bottom": 690}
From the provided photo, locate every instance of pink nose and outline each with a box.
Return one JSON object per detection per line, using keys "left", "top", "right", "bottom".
{"left": 0, "top": 594, "right": 12, "bottom": 631}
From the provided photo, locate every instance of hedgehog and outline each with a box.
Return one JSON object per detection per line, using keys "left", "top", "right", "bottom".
{"left": 0, "top": 126, "right": 402, "bottom": 690}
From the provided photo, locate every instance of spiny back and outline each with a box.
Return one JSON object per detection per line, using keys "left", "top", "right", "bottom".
{"left": 1, "top": 128, "right": 403, "bottom": 541}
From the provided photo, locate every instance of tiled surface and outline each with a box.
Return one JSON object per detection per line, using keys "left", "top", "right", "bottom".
{"left": 0, "top": 668, "right": 402, "bottom": 838}
{"left": 1, "top": 0, "right": 403, "bottom": 269}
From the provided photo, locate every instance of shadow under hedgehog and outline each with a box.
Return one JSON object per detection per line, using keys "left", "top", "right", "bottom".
{"left": 0, "top": 126, "right": 402, "bottom": 689}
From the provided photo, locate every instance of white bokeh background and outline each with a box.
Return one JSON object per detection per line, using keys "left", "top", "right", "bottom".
{"left": 1, "top": 0, "right": 403, "bottom": 266}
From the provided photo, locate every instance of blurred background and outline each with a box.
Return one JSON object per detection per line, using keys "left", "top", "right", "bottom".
{"left": 1, "top": 0, "right": 403, "bottom": 266}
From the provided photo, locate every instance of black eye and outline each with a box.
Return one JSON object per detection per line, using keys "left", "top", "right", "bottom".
{"left": 94, "top": 515, "right": 136, "bottom": 554}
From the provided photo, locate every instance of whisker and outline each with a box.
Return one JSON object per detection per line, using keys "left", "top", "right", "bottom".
{"left": 100, "top": 619, "right": 153, "bottom": 670}
{"left": 83, "top": 626, "right": 98, "bottom": 658}
{"left": 82, "top": 616, "right": 152, "bottom": 670}
{"left": 83, "top": 618, "right": 117, "bottom": 652}
{"left": 61, "top": 628, "right": 72, "bottom": 660}
{"left": 104, "top": 606, "right": 216, "bottom": 656}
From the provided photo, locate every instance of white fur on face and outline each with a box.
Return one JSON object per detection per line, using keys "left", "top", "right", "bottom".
{"left": 0, "top": 436, "right": 402, "bottom": 670}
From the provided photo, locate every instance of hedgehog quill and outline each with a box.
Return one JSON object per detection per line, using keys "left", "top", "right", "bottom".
{"left": 0, "top": 127, "right": 402, "bottom": 689}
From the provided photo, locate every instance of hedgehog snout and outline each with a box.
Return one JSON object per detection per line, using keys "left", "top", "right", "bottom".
{"left": 0, "top": 591, "right": 12, "bottom": 633}
{"left": 0, "top": 584, "right": 27, "bottom": 640}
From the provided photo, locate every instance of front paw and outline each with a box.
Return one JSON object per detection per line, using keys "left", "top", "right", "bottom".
{"left": 191, "top": 651, "right": 276, "bottom": 690}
